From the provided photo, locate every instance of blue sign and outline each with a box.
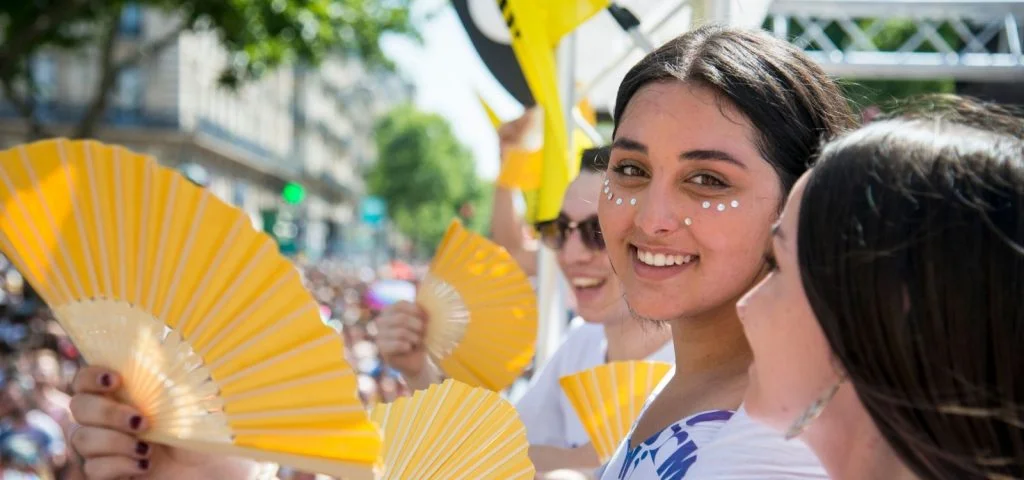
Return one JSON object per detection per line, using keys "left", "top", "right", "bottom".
{"left": 360, "top": 196, "right": 387, "bottom": 226}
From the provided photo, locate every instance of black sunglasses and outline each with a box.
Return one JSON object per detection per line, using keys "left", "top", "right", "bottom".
{"left": 534, "top": 215, "right": 605, "bottom": 251}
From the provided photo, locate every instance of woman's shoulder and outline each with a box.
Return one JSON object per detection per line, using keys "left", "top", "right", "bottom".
{"left": 684, "top": 405, "right": 828, "bottom": 479}
{"left": 546, "top": 321, "right": 606, "bottom": 367}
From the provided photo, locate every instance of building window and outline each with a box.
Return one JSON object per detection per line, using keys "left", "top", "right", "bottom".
{"left": 113, "top": 67, "right": 144, "bottom": 120}
{"left": 30, "top": 55, "right": 57, "bottom": 104}
{"left": 120, "top": 3, "right": 143, "bottom": 37}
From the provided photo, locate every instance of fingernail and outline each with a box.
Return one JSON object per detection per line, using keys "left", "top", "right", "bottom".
{"left": 135, "top": 441, "right": 149, "bottom": 455}
{"left": 138, "top": 459, "right": 149, "bottom": 470}
{"left": 99, "top": 373, "right": 111, "bottom": 387}
{"left": 129, "top": 415, "right": 142, "bottom": 430}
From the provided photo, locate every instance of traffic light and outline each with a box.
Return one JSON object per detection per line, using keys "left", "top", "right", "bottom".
{"left": 282, "top": 182, "right": 305, "bottom": 205}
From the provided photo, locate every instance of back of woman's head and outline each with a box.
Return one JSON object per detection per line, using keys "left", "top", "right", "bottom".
{"left": 613, "top": 24, "right": 855, "bottom": 194}
{"left": 797, "top": 98, "right": 1024, "bottom": 479}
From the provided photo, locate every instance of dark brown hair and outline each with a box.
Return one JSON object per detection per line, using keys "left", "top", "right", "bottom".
{"left": 580, "top": 146, "right": 610, "bottom": 173}
{"left": 798, "top": 98, "right": 1024, "bottom": 479}
{"left": 613, "top": 24, "right": 856, "bottom": 195}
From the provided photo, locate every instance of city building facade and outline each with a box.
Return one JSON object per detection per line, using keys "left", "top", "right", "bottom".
{"left": 0, "top": 5, "right": 413, "bottom": 260}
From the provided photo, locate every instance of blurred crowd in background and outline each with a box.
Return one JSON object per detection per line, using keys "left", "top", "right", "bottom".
{"left": 0, "top": 255, "right": 463, "bottom": 480}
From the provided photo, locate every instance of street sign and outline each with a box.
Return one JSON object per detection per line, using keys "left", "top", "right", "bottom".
{"left": 360, "top": 196, "right": 387, "bottom": 226}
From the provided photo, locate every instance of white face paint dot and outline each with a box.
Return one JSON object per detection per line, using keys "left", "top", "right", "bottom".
{"left": 604, "top": 186, "right": 610, "bottom": 194}
{"left": 684, "top": 217, "right": 693, "bottom": 226}
{"left": 717, "top": 203, "right": 726, "bottom": 212}
{"left": 607, "top": 193, "right": 613, "bottom": 200}
{"left": 615, "top": 198, "right": 623, "bottom": 205}
{"left": 630, "top": 198, "right": 637, "bottom": 206}
{"left": 702, "top": 201, "right": 711, "bottom": 209}
{"left": 730, "top": 200, "right": 739, "bottom": 208}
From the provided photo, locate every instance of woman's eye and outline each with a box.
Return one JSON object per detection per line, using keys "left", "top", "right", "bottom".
{"left": 623, "top": 165, "right": 642, "bottom": 176}
{"left": 612, "top": 164, "right": 644, "bottom": 177}
{"left": 690, "top": 174, "right": 726, "bottom": 187}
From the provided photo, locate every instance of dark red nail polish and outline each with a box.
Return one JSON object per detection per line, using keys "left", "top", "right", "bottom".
{"left": 136, "top": 442, "right": 149, "bottom": 455}
{"left": 138, "top": 459, "right": 149, "bottom": 470}
{"left": 99, "top": 373, "right": 111, "bottom": 387}
{"left": 129, "top": 415, "right": 142, "bottom": 430}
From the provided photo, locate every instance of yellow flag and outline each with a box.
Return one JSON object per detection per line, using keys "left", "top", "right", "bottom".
{"left": 577, "top": 98, "right": 598, "bottom": 127}
{"left": 477, "top": 93, "right": 504, "bottom": 129}
{"left": 497, "top": 150, "right": 543, "bottom": 191}
{"left": 547, "top": 0, "right": 611, "bottom": 45}
{"left": 480, "top": 93, "right": 594, "bottom": 195}
{"left": 500, "top": 0, "right": 576, "bottom": 222}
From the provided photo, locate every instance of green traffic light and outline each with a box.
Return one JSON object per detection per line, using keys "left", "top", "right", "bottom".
{"left": 282, "top": 182, "right": 305, "bottom": 204}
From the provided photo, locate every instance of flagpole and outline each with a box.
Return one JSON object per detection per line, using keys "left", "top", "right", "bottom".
{"left": 534, "top": 30, "right": 579, "bottom": 368}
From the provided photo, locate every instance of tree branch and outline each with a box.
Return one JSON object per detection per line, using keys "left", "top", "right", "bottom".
{"left": 73, "top": 14, "right": 190, "bottom": 138}
{"left": 1, "top": 71, "right": 53, "bottom": 140}
{"left": 73, "top": 7, "right": 122, "bottom": 139}
{"left": 114, "top": 19, "right": 190, "bottom": 75}
{"left": 0, "top": 0, "right": 94, "bottom": 78}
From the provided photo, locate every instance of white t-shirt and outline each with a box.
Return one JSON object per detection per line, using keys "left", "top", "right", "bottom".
{"left": 514, "top": 321, "right": 675, "bottom": 449}
{"left": 597, "top": 373, "right": 827, "bottom": 480}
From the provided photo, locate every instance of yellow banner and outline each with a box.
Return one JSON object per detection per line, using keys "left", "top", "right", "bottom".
{"left": 500, "top": 0, "right": 577, "bottom": 222}
{"left": 477, "top": 93, "right": 504, "bottom": 129}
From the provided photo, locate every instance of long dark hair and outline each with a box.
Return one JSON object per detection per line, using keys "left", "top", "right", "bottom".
{"left": 612, "top": 24, "right": 856, "bottom": 197}
{"left": 797, "top": 99, "right": 1024, "bottom": 479}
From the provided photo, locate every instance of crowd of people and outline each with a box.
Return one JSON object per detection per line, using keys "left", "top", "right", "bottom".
{"left": 0, "top": 256, "right": 80, "bottom": 479}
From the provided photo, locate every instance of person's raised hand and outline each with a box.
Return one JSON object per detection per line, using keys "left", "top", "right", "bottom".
{"left": 375, "top": 301, "right": 430, "bottom": 378}
{"left": 498, "top": 107, "right": 541, "bottom": 161}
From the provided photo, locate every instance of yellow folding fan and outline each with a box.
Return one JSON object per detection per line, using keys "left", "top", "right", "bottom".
{"left": 371, "top": 379, "right": 535, "bottom": 479}
{"left": 416, "top": 220, "right": 537, "bottom": 391}
{"left": 560, "top": 361, "right": 673, "bottom": 463}
{"left": 0, "top": 139, "right": 381, "bottom": 479}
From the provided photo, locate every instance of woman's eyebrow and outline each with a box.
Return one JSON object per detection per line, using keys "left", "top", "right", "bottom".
{"left": 611, "top": 137, "right": 647, "bottom": 154}
{"left": 613, "top": 138, "right": 746, "bottom": 169}
{"left": 680, "top": 149, "right": 747, "bottom": 169}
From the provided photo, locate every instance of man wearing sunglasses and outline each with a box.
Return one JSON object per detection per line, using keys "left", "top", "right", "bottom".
{"left": 375, "top": 112, "right": 673, "bottom": 476}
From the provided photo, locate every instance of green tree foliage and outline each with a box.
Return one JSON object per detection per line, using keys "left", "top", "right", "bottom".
{"left": 369, "top": 104, "right": 492, "bottom": 255}
{"left": 836, "top": 19, "right": 957, "bottom": 111}
{"left": 0, "top": 0, "right": 418, "bottom": 138}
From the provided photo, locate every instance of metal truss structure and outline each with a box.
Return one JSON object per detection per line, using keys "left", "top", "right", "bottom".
{"left": 765, "top": 0, "right": 1024, "bottom": 81}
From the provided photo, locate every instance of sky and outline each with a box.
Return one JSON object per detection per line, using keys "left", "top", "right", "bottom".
{"left": 381, "top": 0, "right": 523, "bottom": 181}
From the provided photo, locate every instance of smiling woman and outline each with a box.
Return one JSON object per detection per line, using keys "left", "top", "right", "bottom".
{"left": 739, "top": 99, "right": 1024, "bottom": 479}
{"left": 595, "top": 24, "right": 855, "bottom": 479}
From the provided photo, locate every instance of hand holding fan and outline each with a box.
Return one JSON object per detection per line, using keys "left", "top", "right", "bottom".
{"left": 371, "top": 379, "right": 535, "bottom": 479}
{"left": 560, "top": 361, "right": 673, "bottom": 463}
{"left": 0, "top": 139, "right": 381, "bottom": 478}
{"left": 416, "top": 220, "right": 537, "bottom": 391}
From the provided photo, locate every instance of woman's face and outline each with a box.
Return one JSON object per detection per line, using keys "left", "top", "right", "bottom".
{"left": 599, "top": 82, "right": 782, "bottom": 322}
{"left": 556, "top": 173, "right": 624, "bottom": 324}
{"left": 738, "top": 173, "right": 841, "bottom": 432}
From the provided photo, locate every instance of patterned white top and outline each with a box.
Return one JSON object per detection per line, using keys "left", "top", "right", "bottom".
{"left": 597, "top": 370, "right": 828, "bottom": 480}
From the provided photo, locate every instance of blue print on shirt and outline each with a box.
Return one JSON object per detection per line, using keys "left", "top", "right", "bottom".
{"left": 615, "top": 410, "right": 734, "bottom": 480}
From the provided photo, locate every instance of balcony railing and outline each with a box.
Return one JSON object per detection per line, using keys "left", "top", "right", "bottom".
{"left": 0, "top": 102, "right": 179, "bottom": 128}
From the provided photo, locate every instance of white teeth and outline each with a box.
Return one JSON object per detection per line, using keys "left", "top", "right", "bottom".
{"left": 571, "top": 277, "right": 602, "bottom": 288}
{"left": 636, "top": 249, "right": 695, "bottom": 267}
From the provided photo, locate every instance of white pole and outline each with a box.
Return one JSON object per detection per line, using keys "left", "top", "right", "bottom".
{"left": 534, "top": 30, "right": 579, "bottom": 367}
